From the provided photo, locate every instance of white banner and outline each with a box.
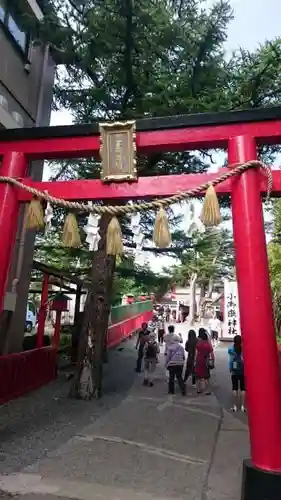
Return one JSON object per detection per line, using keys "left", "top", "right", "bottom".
{"left": 223, "top": 280, "right": 241, "bottom": 339}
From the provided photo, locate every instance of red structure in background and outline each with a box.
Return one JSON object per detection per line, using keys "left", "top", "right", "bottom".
{"left": 1, "top": 107, "right": 281, "bottom": 498}
{"left": 107, "top": 310, "right": 152, "bottom": 349}
{"left": 50, "top": 293, "right": 70, "bottom": 349}
{"left": 36, "top": 272, "right": 49, "bottom": 347}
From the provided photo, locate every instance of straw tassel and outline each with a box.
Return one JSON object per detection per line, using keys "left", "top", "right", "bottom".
{"left": 25, "top": 198, "right": 45, "bottom": 230}
{"left": 62, "top": 213, "right": 81, "bottom": 247}
{"left": 153, "top": 207, "right": 171, "bottom": 248}
{"left": 200, "top": 184, "right": 221, "bottom": 227}
{"left": 107, "top": 216, "right": 123, "bottom": 255}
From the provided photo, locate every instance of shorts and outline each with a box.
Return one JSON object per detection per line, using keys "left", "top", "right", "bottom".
{"left": 231, "top": 373, "right": 245, "bottom": 392}
{"left": 144, "top": 359, "right": 157, "bottom": 372}
{"left": 211, "top": 330, "right": 219, "bottom": 341}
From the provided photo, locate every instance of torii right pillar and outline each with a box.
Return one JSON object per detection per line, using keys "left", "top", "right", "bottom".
{"left": 229, "top": 135, "right": 281, "bottom": 500}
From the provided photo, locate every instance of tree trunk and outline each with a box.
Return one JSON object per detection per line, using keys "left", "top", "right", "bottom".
{"left": 198, "top": 283, "right": 206, "bottom": 321}
{"left": 207, "top": 277, "right": 214, "bottom": 299}
{"left": 207, "top": 253, "right": 218, "bottom": 299}
{"left": 188, "top": 273, "right": 197, "bottom": 325}
{"left": 69, "top": 214, "right": 116, "bottom": 400}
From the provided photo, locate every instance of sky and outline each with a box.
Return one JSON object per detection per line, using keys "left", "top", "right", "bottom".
{"left": 47, "top": 0, "right": 281, "bottom": 273}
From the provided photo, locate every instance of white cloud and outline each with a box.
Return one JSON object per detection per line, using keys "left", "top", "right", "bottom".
{"left": 226, "top": 0, "right": 280, "bottom": 53}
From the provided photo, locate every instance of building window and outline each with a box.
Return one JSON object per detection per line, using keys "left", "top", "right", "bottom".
{"left": 7, "top": 14, "right": 27, "bottom": 51}
{"left": 0, "top": 0, "right": 30, "bottom": 56}
{"left": 0, "top": 0, "right": 5, "bottom": 22}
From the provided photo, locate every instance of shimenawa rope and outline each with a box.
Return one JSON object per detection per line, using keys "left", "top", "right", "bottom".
{"left": 0, "top": 160, "right": 272, "bottom": 215}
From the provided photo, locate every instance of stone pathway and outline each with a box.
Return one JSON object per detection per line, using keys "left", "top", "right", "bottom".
{"left": 0, "top": 336, "right": 249, "bottom": 500}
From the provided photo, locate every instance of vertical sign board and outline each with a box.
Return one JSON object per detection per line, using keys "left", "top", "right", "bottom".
{"left": 223, "top": 280, "right": 241, "bottom": 340}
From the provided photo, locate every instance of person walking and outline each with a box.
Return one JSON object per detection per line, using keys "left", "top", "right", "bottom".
{"left": 157, "top": 315, "right": 165, "bottom": 344}
{"left": 164, "top": 324, "right": 175, "bottom": 354}
{"left": 143, "top": 332, "right": 159, "bottom": 387}
{"left": 165, "top": 305, "right": 171, "bottom": 323}
{"left": 208, "top": 313, "right": 221, "bottom": 347}
{"left": 165, "top": 334, "right": 186, "bottom": 395}
{"left": 195, "top": 328, "right": 214, "bottom": 395}
{"left": 184, "top": 329, "right": 197, "bottom": 385}
{"left": 135, "top": 322, "right": 150, "bottom": 372}
{"left": 148, "top": 315, "right": 158, "bottom": 333}
{"left": 228, "top": 335, "right": 246, "bottom": 412}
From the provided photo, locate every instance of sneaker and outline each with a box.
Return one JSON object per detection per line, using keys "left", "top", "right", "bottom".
{"left": 143, "top": 379, "right": 148, "bottom": 386}
{"left": 241, "top": 405, "right": 247, "bottom": 413}
{"left": 149, "top": 382, "right": 154, "bottom": 387}
{"left": 230, "top": 405, "right": 238, "bottom": 412}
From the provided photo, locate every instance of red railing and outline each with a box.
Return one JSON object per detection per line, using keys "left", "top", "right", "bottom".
{"left": 0, "top": 346, "right": 57, "bottom": 405}
{"left": 0, "top": 309, "right": 152, "bottom": 405}
{"left": 107, "top": 310, "right": 152, "bottom": 349}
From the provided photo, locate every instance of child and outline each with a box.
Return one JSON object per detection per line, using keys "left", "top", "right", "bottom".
{"left": 143, "top": 332, "right": 159, "bottom": 387}
{"left": 228, "top": 335, "right": 246, "bottom": 412}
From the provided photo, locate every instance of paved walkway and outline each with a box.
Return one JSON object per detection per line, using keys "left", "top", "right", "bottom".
{"left": 0, "top": 326, "right": 249, "bottom": 500}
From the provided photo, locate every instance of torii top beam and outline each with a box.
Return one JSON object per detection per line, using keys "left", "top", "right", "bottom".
{"left": 1, "top": 106, "right": 281, "bottom": 200}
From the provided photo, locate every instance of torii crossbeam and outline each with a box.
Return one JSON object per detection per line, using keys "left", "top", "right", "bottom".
{"left": 1, "top": 106, "right": 281, "bottom": 499}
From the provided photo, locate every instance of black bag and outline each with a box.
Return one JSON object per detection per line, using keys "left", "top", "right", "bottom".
{"left": 207, "top": 356, "right": 215, "bottom": 370}
{"left": 146, "top": 342, "right": 157, "bottom": 359}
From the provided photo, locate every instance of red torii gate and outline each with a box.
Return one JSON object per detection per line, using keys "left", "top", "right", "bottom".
{"left": 1, "top": 107, "right": 281, "bottom": 498}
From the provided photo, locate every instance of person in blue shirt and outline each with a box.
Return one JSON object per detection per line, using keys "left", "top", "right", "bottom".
{"left": 228, "top": 335, "right": 246, "bottom": 413}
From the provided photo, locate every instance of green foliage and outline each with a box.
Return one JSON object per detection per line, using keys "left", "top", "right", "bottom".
{"left": 166, "top": 226, "right": 234, "bottom": 288}
{"left": 267, "top": 200, "right": 281, "bottom": 335}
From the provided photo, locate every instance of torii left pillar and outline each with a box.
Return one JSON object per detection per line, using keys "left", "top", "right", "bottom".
{"left": 0, "top": 152, "right": 28, "bottom": 311}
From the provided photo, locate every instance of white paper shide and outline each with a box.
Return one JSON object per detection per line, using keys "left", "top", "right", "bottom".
{"left": 84, "top": 204, "right": 101, "bottom": 251}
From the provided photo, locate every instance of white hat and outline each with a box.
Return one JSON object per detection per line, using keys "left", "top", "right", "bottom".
{"left": 172, "top": 334, "right": 181, "bottom": 343}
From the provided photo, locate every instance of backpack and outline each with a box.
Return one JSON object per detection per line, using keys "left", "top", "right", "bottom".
{"left": 146, "top": 342, "right": 157, "bottom": 359}
{"left": 231, "top": 351, "right": 244, "bottom": 374}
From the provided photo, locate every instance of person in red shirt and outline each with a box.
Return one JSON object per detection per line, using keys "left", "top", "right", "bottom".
{"left": 195, "top": 328, "right": 214, "bottom": 395}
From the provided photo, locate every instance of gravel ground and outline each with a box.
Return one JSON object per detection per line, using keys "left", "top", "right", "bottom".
{"left": 0, "top": 338, "right": 138, "bottom": 474}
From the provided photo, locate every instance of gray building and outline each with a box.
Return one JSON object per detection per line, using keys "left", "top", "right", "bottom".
{"left": 0, "top": 0, "right": 56, "bottom": 352}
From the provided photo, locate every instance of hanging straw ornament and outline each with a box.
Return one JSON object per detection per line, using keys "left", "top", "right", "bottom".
{"left": 200, "top": 184, "right": 221, "bottom": 227}
{"left": 25, "top": 197, "right": 45, "bottom": 230}
{"left": 153, "top": 206, "right": 171, "bottom": 248}
{"left": 106, "top": 216, "right": 123, "bottom": 256}
{"left": 62, "top": 213, "right": 81, "bottom": 248}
